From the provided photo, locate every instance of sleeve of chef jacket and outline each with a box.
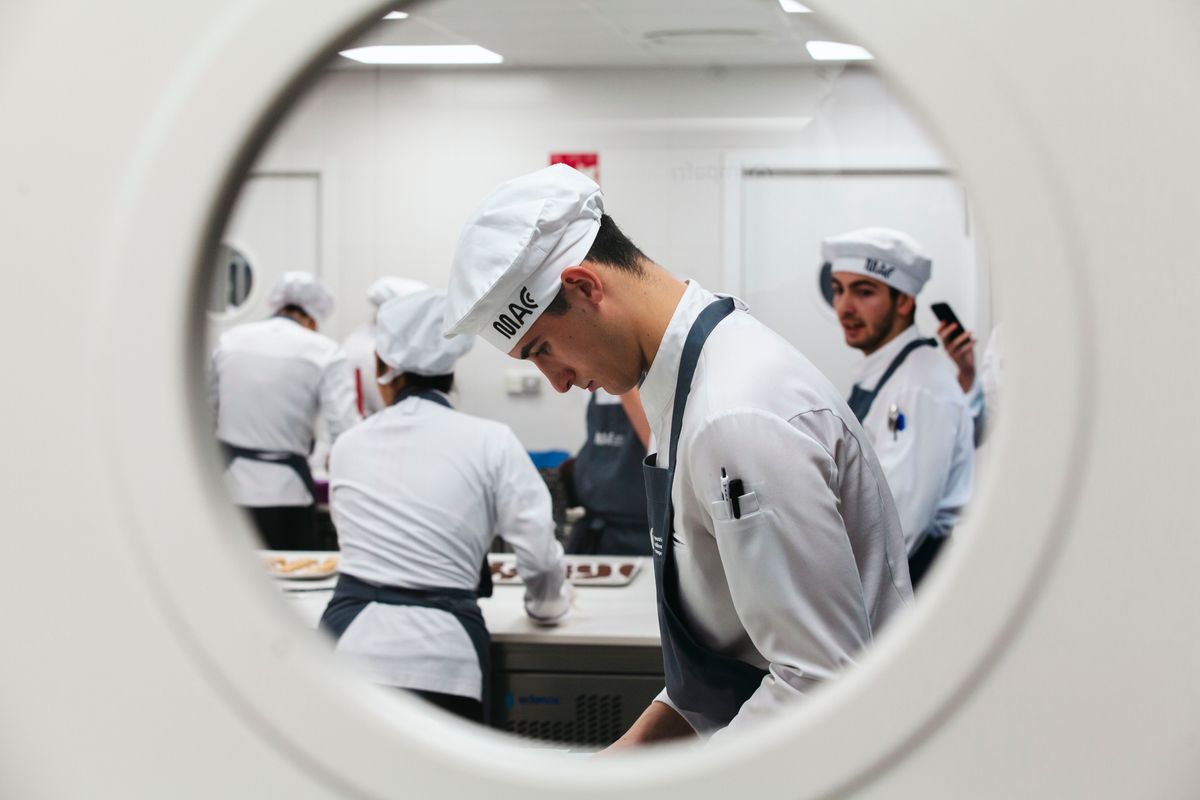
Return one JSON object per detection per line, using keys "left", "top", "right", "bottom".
{"left": 680, "top": 409, "right": 876, "bottom": 740}
{"left": 871, "top": 387, "right": 964, "bottom": 551}
{"left": 491, "top": 427, "right": 571, "bottom": 623}
{"left": 207, "top": 347, "right": 220, "bottom": 421}
{"left": 317, "top": 349, "right": 361, "bottom": 441}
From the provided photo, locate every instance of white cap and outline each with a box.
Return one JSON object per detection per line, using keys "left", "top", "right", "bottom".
{"left": 366, "top": 276, "right": 429, "bottom": 308}
{"left": 821, "top": 227, "right": 932, "bottom": 298}
{"left": 375, "top": 289, "right": 474, "bottom": 380}
{"left": 268, "top": 272, "right": 335, "bottom": 322}
{"left": 443, "top": 164, "right": 604, "bottom": 350}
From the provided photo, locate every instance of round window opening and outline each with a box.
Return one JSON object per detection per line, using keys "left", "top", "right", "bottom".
{"left": 203, "top": 0, "right": 998, "bottom": 754}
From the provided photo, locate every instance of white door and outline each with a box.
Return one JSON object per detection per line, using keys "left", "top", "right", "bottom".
{"left": 206, "top": 172, "right": 322, "bottom": 342}
{"left": 739, "top": 171, "right": 984, "bottom": 394}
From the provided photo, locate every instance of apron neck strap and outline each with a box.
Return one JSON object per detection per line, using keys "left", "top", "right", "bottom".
{"left": 391, "top": 387, "right": 452, "bottom": 409}
{"left": 667, "top": 297, "right": 737, "bottom": 472}
{"left": 869, "top": 336, "right": 938, "bottom": 395}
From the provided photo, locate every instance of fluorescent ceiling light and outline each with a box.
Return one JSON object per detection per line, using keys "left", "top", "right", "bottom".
{"left": 806, "top": 40, "right": 874, "bottom": 60}
{"left": 778, "top": 0, "right": 813, "bottom": 12}
{"left": 382, "top": 11, "right": 408, "bottom": 20}
{"left": 339, "top": 45, "right": 504, "bottom": 65}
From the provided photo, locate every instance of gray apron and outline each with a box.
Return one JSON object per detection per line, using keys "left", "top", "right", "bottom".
{"left": 566, "top": 393, "right": 650, "bottom": 556}
{"left": 643, "top": 296, "right": 769, "bottom": 726}
{"left": 846, "top": 336, "right": 937, "bottom": 422}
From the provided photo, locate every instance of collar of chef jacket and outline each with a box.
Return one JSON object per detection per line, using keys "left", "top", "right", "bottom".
{"left": 640, "top": 280, "right": 748, "bottom": 470}
{"left": 851, "top": 324, "right": 926, "bottom": 389}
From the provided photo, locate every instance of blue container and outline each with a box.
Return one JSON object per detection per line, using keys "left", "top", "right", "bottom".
{"left": 527, "top": 449, "right": 570, "bottom": 470}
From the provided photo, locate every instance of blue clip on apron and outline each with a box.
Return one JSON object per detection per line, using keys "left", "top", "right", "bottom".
{"left": 846, "top": 337, "right": 937, "bottom": 422}
{"left": 643, "top": 297, "right": 769, "bottom": 727}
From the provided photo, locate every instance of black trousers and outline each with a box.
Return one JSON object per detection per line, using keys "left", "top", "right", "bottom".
{"left": 908, "top": 534, "right": 947, "bottom": 591}
{"left": 412, "top": 689, "right": 485, "bottom": 723}
{"left": 245, "top": 505, "right": 319, "bottom": 550}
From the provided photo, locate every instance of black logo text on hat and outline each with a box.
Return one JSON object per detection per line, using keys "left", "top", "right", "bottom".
{"left": 492, "top": 287, "right": 539, "bottom": 340}
{"left": 865, "top": 258, "right": 895, "bottom": 279}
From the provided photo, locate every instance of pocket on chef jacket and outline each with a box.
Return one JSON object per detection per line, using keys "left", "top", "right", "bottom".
{"left": 709, "top": 490, "right": 763, "bottom": 522}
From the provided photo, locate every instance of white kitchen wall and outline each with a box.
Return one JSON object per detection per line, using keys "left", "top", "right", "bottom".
{"left": 230, "top": 64, "right": 957, "bottom": 451}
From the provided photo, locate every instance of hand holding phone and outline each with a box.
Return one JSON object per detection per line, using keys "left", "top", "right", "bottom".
{"left": 931, "top": 302, "right": 976, "bottom": 392}
{"left": 930, "top": 302, "right": 963, "bottom": 338}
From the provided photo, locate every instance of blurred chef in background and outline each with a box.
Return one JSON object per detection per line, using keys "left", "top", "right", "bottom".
{"left": 559, "top": 386, "right": 652, "bottom": 556}
{"left": 320, "top": 289, "right": 571, "bottom": 723}
{"left": 341, "top": 276, "right": 429, "bottom": 416}
{"left": 209, "top": 271, "right": 359, "bottom": 550}
{"left": 824, "top": 228, "right": 974, "bottom": 588}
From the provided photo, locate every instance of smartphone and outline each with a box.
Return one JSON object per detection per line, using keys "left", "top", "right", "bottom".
{"left": 930, "top": 302, "right": 963, "bottom": 338}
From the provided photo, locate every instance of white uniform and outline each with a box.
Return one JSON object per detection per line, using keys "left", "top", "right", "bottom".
{"left": 851, "top": 326, "right": 975, "bottom": 553}
{"left": 209, "top": 317, "right": 359, "bottom": 506}
{"left": 639, "top": 281, "right": 913, "bottom": 738}
{"left": 328, "top": 392, "right": 570, "bottom": 699}
{"left": 341, "top": 322, "right": 385, "bottom": 416}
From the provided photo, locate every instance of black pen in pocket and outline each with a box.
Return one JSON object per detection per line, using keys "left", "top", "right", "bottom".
{"left": 728, "top": 479, "right": 744, "bottom": 519}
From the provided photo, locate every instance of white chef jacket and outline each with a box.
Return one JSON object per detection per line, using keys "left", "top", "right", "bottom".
{"left": 209, "top": 317, "right": 360, "bottom": 507}
{"left": 851, "top": 326, "right": 975, "bottom": 553}
{"left": 967, "top": 324, "right": 1004, "bottom": 447}
{"left": 341, "top": 322, "right": 386, "bottom": 417}
{"left": 639, "top": 281, "right": 913, "bottom": 739}
{"left": 327, "top": 392, "right": 571, "bottom": 699}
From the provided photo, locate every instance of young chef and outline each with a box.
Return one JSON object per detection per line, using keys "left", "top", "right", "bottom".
{"left": 442, "top": 164, "right": 912, "bottom": 743}
{"left": 341, "top": 276, "right": 429, "bottom": 416}
{"left": 209, "top": 272, "right": 359, "bottom": 549}
{"left": 823, "top": 228, "right": 975, "bottom": 587}
{"left": 320, "top": 289, "right": 571, "bottom": 723}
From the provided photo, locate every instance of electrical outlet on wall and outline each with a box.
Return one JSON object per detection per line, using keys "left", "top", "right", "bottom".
{"left": 505, "top": 369, "right": 542, "bottom": 396}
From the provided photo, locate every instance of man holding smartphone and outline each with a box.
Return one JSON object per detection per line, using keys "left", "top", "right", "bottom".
{"left": 822, "top": 228, "right": 975, "bottom": 588}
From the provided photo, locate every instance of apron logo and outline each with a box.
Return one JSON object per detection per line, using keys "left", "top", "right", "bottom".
{"left": 865, "top": 258, "right": 895, "bottom": 279}
{"left": 649, "top": 527, "right": 663, "bottom": 556}
{"left": 593, "top": 431, "right": 626, "bottom": 447}
{"left": 492, "top": 287, "right": 540, "bottom": 340}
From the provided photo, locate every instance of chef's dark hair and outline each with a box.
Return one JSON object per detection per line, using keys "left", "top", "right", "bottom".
{"left": 276, "top": 303, "right": 312, "bottom": 321}
{"left": 375, "top": 355, "right": 454, "bottom": 393}
{"left": 402, "top": 373, "right": 454, "bottom": 393}
{"left": 544, "top": 214, "right": 647, "bottom": 316}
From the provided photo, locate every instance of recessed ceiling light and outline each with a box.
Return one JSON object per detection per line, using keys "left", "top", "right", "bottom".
{"left": 339, "top": 45, "right": 504, "bottom": 65}
{"left": 778, "top": 0, "right": 813, "bottom": 12}
{"left": 382, "top": 11, "right": 408, "bottom": 20}
{"left": 805, "top": 40, "right": 874, "bottom": 61}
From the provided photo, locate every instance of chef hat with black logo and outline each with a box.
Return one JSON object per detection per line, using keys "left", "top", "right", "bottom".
{"left": 443, "top": 164, "right": 604, "bottom": 351}
{"left": 366, "top": 276, "right": 429, "bottom": 308}
{"left": 820, "top": 227, "right": 932, "bottom": 299}
{"left": 267, "top": 271, "right": 335, "bottom": 323}
{"left": 376, "top": 289, "right": 474, "bottom": 382}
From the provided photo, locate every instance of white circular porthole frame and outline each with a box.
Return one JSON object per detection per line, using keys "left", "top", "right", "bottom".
{"left": 97, "top": 1, "right": 1093, "bottom": 798}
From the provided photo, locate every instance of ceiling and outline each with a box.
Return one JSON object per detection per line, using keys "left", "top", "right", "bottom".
{"left": 331, "top": 0, "right": 871, "bottom": 69}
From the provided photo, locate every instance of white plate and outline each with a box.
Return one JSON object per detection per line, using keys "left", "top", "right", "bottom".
{"left": 264, "top": 554, "right": 339, "bottom": 580}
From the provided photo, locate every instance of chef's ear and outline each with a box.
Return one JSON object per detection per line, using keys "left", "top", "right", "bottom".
{"left": 561, "top": 265, "right": 605, "bottom": 306}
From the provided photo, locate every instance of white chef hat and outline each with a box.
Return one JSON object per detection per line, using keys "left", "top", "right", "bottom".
{"left": 443, "top": 164, "right": 604, "bottom": 350}
{"left": 820, "top": 227, "right": 932, "bottom": 298}
{"left": 268, "top": 271, "right": 335, "bottom": 322}
{"left": 366, "top": 276, "right": 429, "bottom": 308}
{"left": 375, "top": 289, "right": 474, "bottom": 381}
